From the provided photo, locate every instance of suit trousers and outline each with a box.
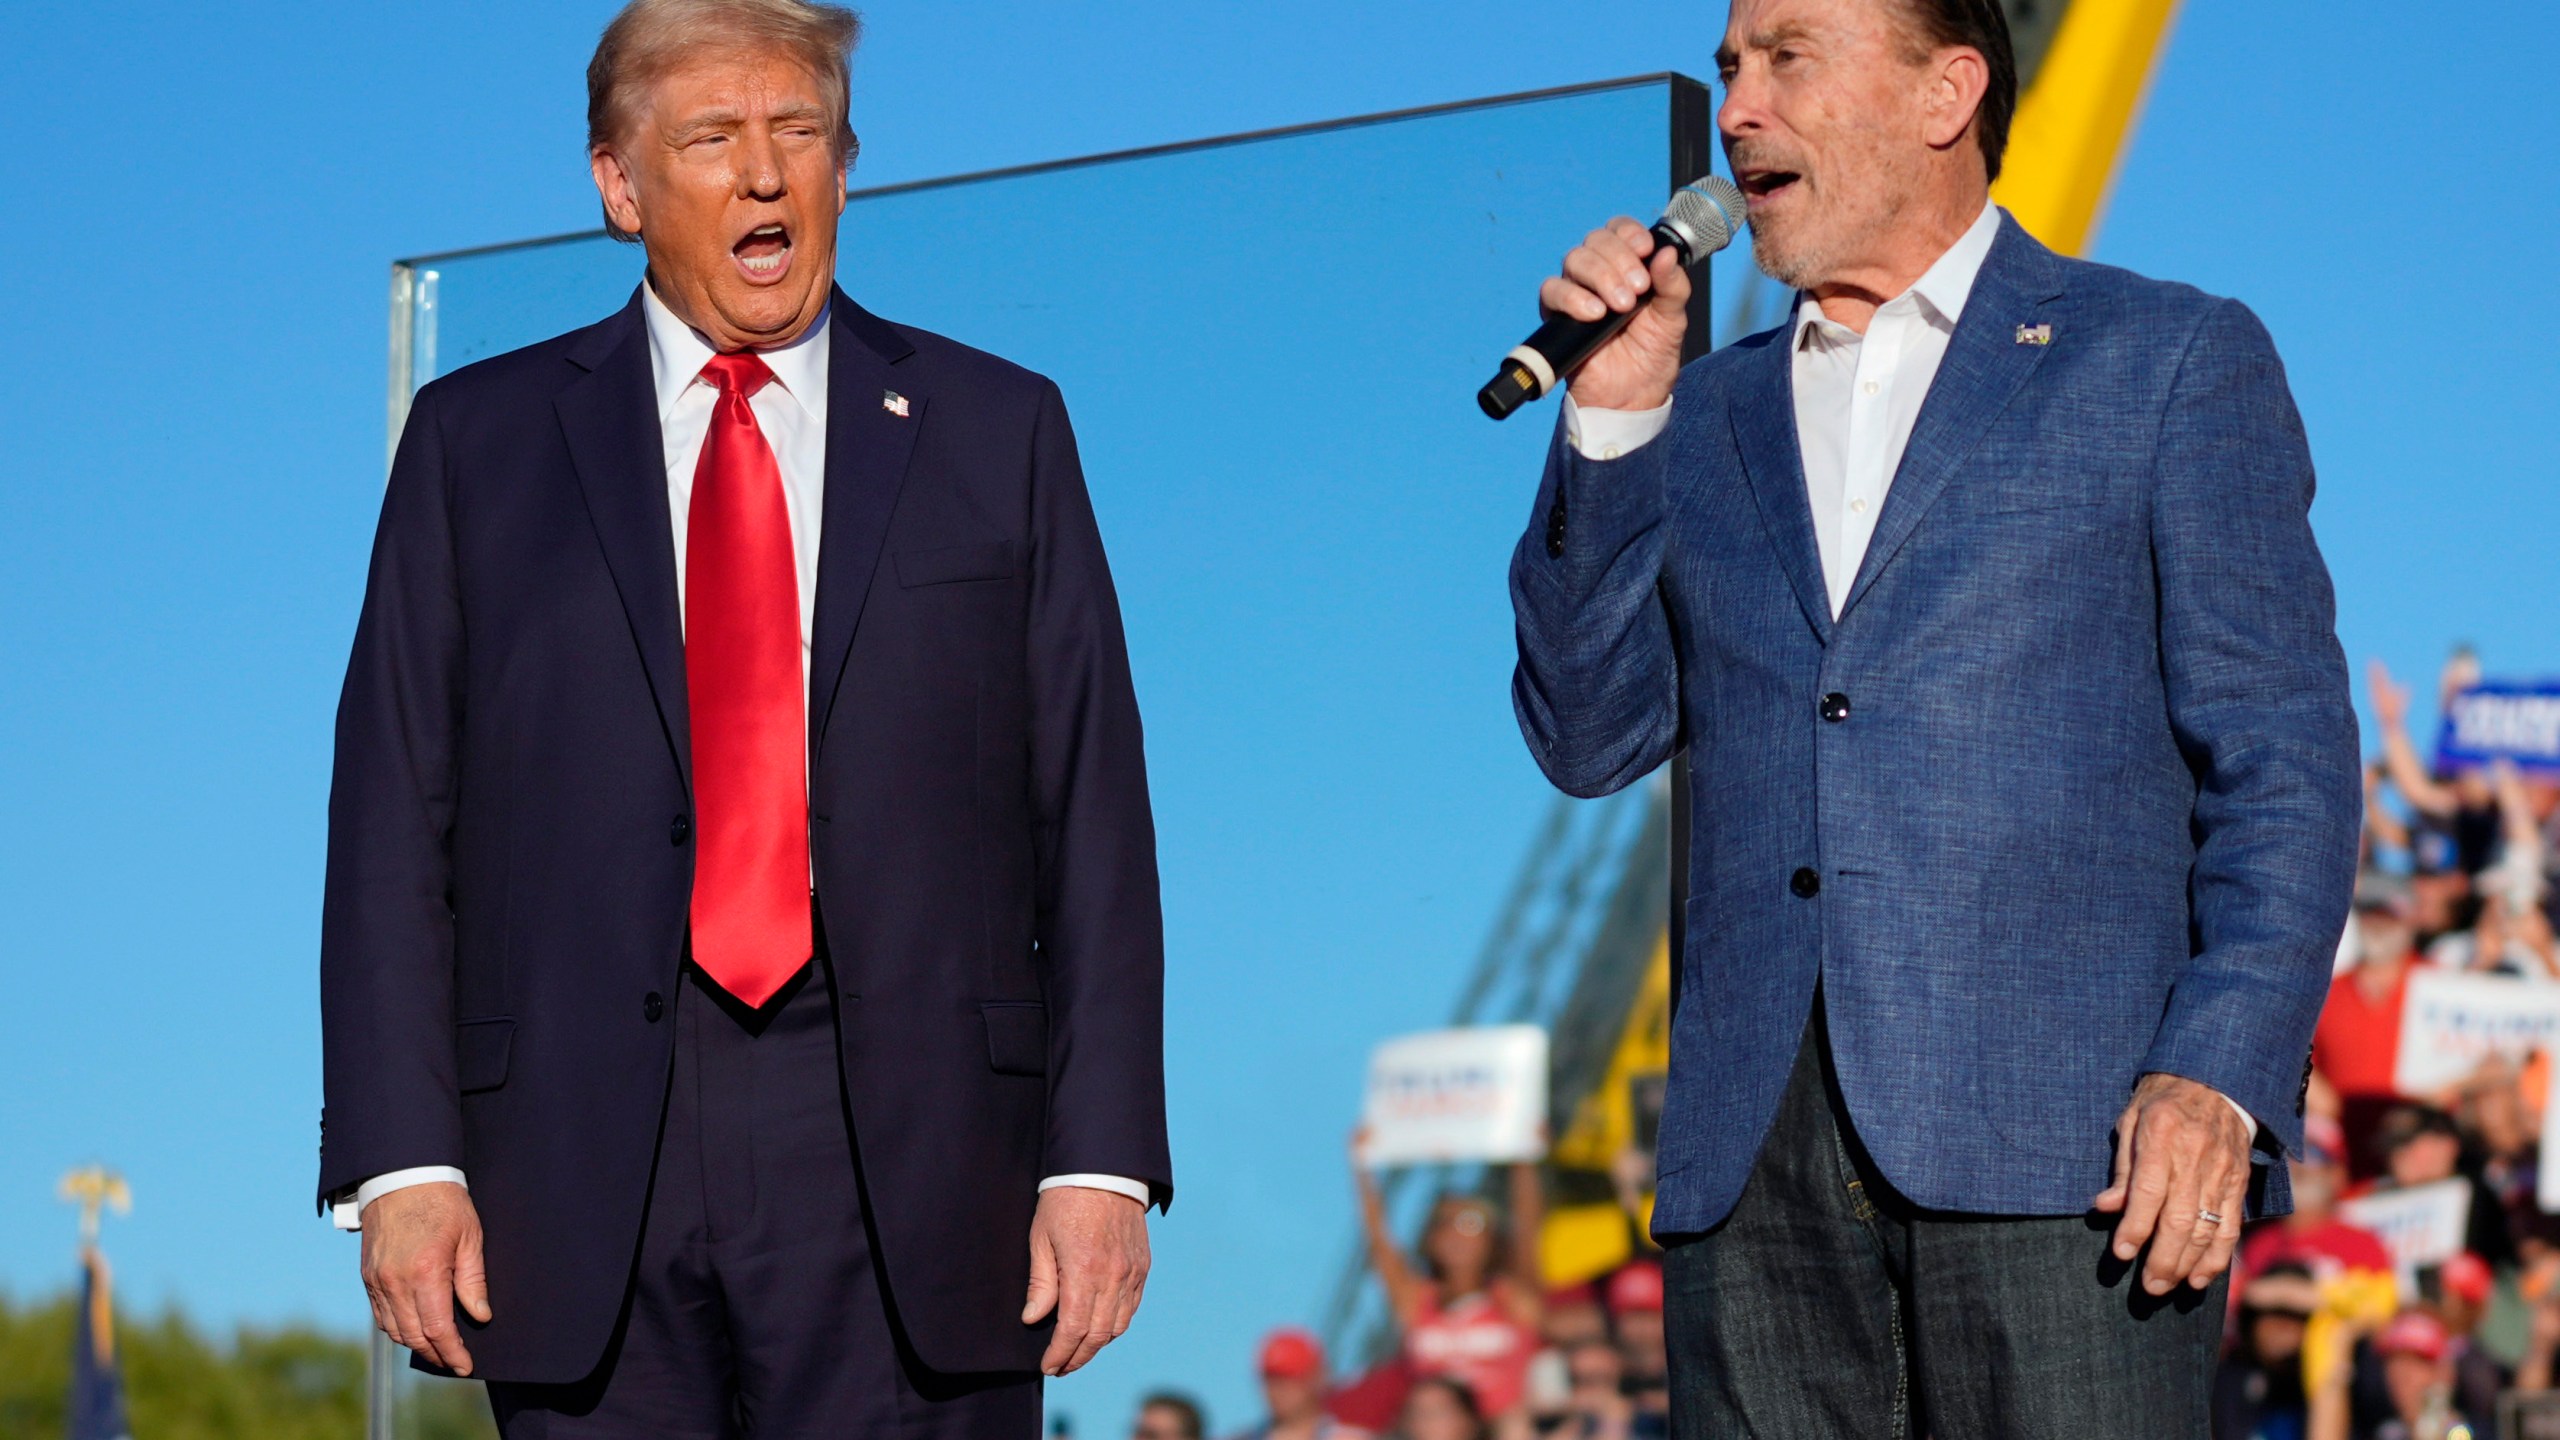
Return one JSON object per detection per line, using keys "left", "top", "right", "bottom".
{"left": 485, "top": 959, "right": 1042, "bottom": 1439}
{"left": 1659, "top": 997, "right": 2225, "bottom": 1439}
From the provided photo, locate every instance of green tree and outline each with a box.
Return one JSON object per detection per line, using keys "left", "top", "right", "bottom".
{"left": 0, "top": 1288, "right": 494, "bottom": 1440}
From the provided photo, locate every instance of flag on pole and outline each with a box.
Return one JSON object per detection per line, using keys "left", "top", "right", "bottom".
{"left": 60, "top": 1165, "right": 134, "bottom": 1440}
{"left": 70, "top": 1244, "right": 133, "bottom": 1440}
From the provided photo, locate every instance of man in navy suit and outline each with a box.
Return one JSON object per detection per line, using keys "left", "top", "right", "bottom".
{"left": 1512, "top": 0, "right": 2358, "bottom": 1432}
{"left": 318, "top": 2, "right": 1168, "bottom": 1433}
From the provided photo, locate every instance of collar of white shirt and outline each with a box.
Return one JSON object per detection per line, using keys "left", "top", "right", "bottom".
{"left": 641, "top": 280, "right": 831, "bottom": 426}
{"left": 1792, "top": 200, "right": 2003, "bottom": 352}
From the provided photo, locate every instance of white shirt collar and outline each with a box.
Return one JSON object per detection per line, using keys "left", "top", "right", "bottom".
{"left": 641, "top": 279, "right": 831, "bottom": 424}
{"left": 1794, "top": 200, "right": 2004, "bottom": 348}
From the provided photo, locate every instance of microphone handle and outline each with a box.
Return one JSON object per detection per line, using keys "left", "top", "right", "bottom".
{"left": 1478, "top": 221, "right": 1691, "bottom": 421}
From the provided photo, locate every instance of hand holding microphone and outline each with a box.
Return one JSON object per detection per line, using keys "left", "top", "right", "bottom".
{"left": 1478, "top": 176, "right": 1745, "bottom": 420}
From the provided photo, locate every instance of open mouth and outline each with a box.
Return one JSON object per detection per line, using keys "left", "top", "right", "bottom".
{"left": 732, "top": 222, "right": 792, "bottom": 283}
{"left": 1737, "top": 169, "right": 1802, "bottom": 207}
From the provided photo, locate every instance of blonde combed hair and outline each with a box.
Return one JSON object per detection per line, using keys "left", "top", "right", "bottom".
{"left": 587, "top": 0, "right": 864, "bottom": 241}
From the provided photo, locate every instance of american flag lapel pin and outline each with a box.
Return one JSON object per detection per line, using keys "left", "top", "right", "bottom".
{"left": 2015, "top": 323, "right": 2053, "bottom": 346}
{"left": 881, "top": 389, "right": 911, "bottom": 418}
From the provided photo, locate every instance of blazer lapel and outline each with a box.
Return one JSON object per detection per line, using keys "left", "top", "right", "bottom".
{"left": 809, "top": 289, "right": 925, "bottom": 757}
{"left": 557, "top": 291, "right": 692, "bottom": 789}
{"left": 1726, "top": 327, "right": 1834, "bottom": 644}
{"left": 1836, "top": 217, "right": 2068, "bottom": 621}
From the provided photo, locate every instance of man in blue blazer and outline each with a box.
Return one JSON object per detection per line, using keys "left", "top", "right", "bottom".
{"left": 318, "top": 3, "right": 1167, "bottom": 1433}
{"left": 1512, "top": 0, "right": 2358, "bottom": 1432}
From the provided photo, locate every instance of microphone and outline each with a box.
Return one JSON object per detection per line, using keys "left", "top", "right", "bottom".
{"left": 1477, "top": 175, "right": 1746, "bottom": 421}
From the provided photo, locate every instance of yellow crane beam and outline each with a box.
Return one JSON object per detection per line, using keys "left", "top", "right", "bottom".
{"left": 1992, "top": 0, "right": 2186, "bottom": 256}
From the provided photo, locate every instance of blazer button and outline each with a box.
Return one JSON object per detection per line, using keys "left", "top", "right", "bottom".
{"left": 643, "top": 991, "right": 665, "bottom": 1023}
{"left": 1821, "top": 693, "right": 1852, "bottom": 723}
{"left": 670, "top": 814, "right": 690, "bottom": 846}
{"left": 1546, "top": 498, "right": 1568, "bottom": 558}
{"left": 1791, "top": 868, "right": 1822, "bottom": 899}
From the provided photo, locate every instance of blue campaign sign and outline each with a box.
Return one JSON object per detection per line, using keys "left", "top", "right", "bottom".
{"left": 2435, "top": 680, "right": 2560, "bottom": 775}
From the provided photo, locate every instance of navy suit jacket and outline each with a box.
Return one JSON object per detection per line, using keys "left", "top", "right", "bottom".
{"left": 319, "top": 287, "right": 1170, "bottom": 1380}
{"left": 1511, "top": 218, "right": 2360, "bottom": 1233}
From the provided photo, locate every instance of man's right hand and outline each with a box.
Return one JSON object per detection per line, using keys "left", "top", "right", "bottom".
{"left": 1539, "top": 217, "right": 1691, "bottom": 413}
{"left": 360, "top": 1181, "right": 491, "bottom": 1376}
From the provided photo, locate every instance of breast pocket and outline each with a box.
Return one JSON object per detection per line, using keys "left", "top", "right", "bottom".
{"left": 896, "top": 541, "right": 1015, "bottom": 588}
{"left": 1979, "top": 470, "right": 2111, "bottom": 517}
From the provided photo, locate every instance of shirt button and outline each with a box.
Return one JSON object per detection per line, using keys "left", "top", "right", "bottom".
{"left": 1850, "top": 497, "right": 1869, "bottom": 515}
{"left": 1791, "top": 868, "right": 1822, "bottom": 899}
{"left": 670, "top": 814, "right": 691, "bottom": 846}
{"left": 1862, "top": 380, "right": 1880, "bottom": 396}
{"left": 643, "top": 991, "right": 665, "bottom": 1023}
{"left": 1821, "top": 693, "right": 1852, "bottom": 723}
{"left": 1601, "top": 444, "right": 1622, "bottom": 460}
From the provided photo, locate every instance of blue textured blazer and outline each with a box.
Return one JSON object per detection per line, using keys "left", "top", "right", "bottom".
{"left": 1511, "top": 216, "right": 2360, "bottom": 1232}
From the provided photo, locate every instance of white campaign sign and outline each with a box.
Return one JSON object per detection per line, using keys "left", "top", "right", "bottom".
{"left": 2540, "top": 1071, "right": 2560, "bottom": 1215}
{"left": 2392, "top": 968, "right": 2560, "bottom": 1095}
{"left": 1361, "top": 1026, "right": 1550, "bottom": 1167}
{"left": 2338, "top": 1178, "right": 2473, "bottom": 1285}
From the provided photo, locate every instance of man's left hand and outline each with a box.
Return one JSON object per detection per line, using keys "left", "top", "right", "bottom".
{"left": 2092, "top": 1073, "right": 2251, "bottom": 1295}
{"left": 1023, "top": 1186, "right": 1150, "bottom": 1376}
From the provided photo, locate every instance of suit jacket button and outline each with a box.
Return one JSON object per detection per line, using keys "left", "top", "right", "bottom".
{"left": 670, "top": 814, "right": 691, "bottom": 846}
{"left": 1791, "top": 868, "right": 1822, "bottom": 899}
{"left": 643, "top": 991, "right": 665, "bottom": 1023}
{"left": 1821, "top": 693, "right": 1851, "bottom": 723}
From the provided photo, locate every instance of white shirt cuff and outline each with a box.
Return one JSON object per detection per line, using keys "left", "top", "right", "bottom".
{"left": 329, "top": 1167, "right": 468, "bottom": 1231}
{"left": 1562, "top": 393, "right": 1673, "bottom": 461}
{"left": 1039, "top": 1173, "right": 1152, "bottom": 1207}
{"left": 2223, "top": 1093, "right": 2259, "bottom": 1141}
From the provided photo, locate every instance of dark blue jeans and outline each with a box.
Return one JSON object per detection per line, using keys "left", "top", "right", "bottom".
{"left": 1660, "top": 1003, "right": 2225, "bottom": 1439}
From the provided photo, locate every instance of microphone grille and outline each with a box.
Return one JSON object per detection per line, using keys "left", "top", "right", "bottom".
{"left": 1659, "top": 175, "right": 1747, "bottom": 260}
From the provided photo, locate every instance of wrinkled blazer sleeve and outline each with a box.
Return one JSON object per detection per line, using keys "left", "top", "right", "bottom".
{"left": 1024, "top": 381, "right": 1173, "bottom": 1206}
{"left": 2140, "top": 300, "right": 2361, "bottom": 1159}
{"left": 318, "top": 382, "right": 466, "bottom": 1207}
{"left": 1510, "top": 417, "right": 1681, "bottom": 799}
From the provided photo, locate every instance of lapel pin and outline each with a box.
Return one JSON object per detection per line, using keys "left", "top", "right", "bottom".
{"left": 2014, "top": 323, "right": 2053, "bottom": 347}
{"left": 881, "top": 390, "right": 911, "bottom": 418}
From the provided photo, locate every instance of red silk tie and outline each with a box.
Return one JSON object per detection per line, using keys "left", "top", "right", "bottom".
{"left": 684, "top": 352, "right": 810, "bottom": 1008}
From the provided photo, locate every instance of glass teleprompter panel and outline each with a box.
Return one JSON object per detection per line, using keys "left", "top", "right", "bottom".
{"left": 384, "top": 75, "right": 1716, "bottom": 1413}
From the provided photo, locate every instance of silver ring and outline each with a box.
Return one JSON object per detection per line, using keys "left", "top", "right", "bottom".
{"left": 2197, "top": 1208, "right": 2225, "bottom": 1225}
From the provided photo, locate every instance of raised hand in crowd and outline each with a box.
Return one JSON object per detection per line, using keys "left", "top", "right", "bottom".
{"left": 2369, "top": 658, "right": 2462, "bottom": 823}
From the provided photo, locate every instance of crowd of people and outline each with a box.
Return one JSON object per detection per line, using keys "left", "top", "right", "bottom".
{"left": 1124, "top": 653, "right": 2560, "bottom": 1440}
{"left": 1121, "top": 1139, "right": 1673, "bottom": 1440}
{"left": 2214, "top": 657, "right": 2560, "bottom": 1440}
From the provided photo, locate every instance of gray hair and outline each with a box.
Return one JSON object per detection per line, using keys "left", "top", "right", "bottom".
{"left": 587, "top": 0, "right": 864, "bottom": 241}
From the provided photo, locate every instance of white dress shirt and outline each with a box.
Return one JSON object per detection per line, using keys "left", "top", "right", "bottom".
{"left": 334, "top": 285, "right": 1147, "bottom": 1227}
{"left": 1562, "top": 203, "right": 2259, "bottom": 1143}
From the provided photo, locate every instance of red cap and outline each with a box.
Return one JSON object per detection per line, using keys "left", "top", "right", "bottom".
{"left": 2374, "top": 1311, "right": 2451, "bottom": 1362}
{"left": 1605, "top": 1262, "right": 1665, "bottom": 1314}
{"left": 1259, "top": 1327, "right": 1325, "bottom": 1380}
{"left": 2440, "top": 1252, "right": 2494, "bottom": 1306}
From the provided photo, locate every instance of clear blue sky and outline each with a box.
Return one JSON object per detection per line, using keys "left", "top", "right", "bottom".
{"left": 1, "top": 2, "right": 2555, "bottom": 1436}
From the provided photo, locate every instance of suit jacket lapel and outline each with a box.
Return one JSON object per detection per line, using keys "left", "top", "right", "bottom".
{"left": 1726, "top": 328, "right": 1834, "bottom": 644}
{"left": 557, "top": 291, "right": 692, "bottom": 789}
{"left": 1837, "top": 217, "right": 2068, "bottom": 621}
{"left": 809, "top": 289, "right": 924, "bottom": 758}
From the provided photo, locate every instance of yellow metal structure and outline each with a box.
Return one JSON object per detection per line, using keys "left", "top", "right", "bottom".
{"left": 1991, "top": 0, "right": 2186, "bottom": 256}
{"left": 1536, "top": 0, "right": 2185, "bottom": 1285}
